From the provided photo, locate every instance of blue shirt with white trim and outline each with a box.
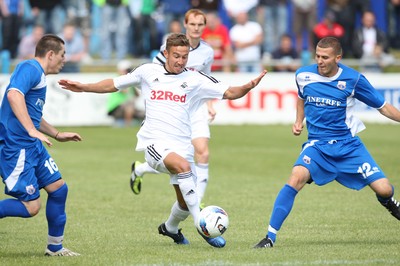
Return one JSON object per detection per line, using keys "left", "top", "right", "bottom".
{"left": 0, "top": 59, "right": 47, "bottom": 148}
{"left": 295, "top": 63, "right": 385, "bottom": 141}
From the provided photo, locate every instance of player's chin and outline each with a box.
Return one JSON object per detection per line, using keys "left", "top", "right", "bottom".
{"left": 55, "top": 65, "right": 64, "bottom": 74}
{"left": 174, "top": 66, "right": 184, "bottom": 73}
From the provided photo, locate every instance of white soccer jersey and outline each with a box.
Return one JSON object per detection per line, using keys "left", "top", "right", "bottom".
{"left": 153, "top": 39, "right": 215, "bottom": 139}
{"left": 153, "top": 40, "right": 214, "bottom": 75}
{"left": 113, "top": 63, "right": 228, "bottom": 151}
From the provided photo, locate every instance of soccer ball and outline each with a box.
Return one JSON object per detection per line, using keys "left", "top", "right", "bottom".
{"left": 196, "top": 205, "right": 229, "bottom": 238}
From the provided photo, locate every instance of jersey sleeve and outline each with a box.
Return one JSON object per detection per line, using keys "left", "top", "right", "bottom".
{"left": 197, "top": 72, "right": 228, "bottom": 100}
{"left": 8, "top": 63, "right": 40, "bottom": 95}
{"left": 354, "top": 74, "right": 386, "bottom": 109}
{"left": 113, "top": 65, "right": 143, "bottom": 91}
{"left": 295, "top": 70, "right": 305, "bottom": 100}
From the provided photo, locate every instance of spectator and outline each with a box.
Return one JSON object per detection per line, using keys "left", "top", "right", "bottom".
{"left": 223, "top": 0, "right": 258, "bottom": 23}
{"left": 29, "top": 0, "right": 66, "bottom": 34}
{"left": 202, "top": 11, "right": 234, "bottom": 72}
{"left": 106, "top": 60, "right": 144, "bottom": 127}
{"left": 17, "top": 24, "right": 45, "bottom": 60}
{"left": 388, "top": 0, "right": 400, "bottom": 49}
{"left": 292, "top": 0, "right": 317, "bottom": 53}
{"left": 63, "top": 0, "right": 91, "bottom": 52}
{"left": 352, "top": 11, "right": 393, "bottom": 72}
{"left": 191, "top": 0, "right": 220, "bottom": 11}
{"left": 229, "top": 12, "right": 263, "bottom": 73}
{"left": 328, "top": 0, "right": 372, "bottom": 56}
{"left": 0, "top": 0, "right": 24, "bottom": 59}
{"left": 162, "top": 19, "right": 183, "bottom": 44}
{"left": 312, "top": 10, "right": 344, "bottom": 47}
{"left": 325, "top": 0, "right": 352, "bottom": 57}
{"left": 159, "top": 0, "right": 191, "bottom": 38}
{"left": 59, "top": 22, "right": 87, "bottom": 73}
{"left": 92, "top": 0, "right": 130, "bottom": 60}
{"left": 257, "top": 0, "right": 288, "bottom": 56}
{"left": 131, "top": 0, "right": 159, "bottom": 58}
{"left": 271, "top": 34, "right": 299, "bottom": 72}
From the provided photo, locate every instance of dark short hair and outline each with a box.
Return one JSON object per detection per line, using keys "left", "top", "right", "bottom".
{"left": 166, "top": 33, "right": 190, "bottom": 52}
{"left": 317, "top": 37, "right": 342, "bottom": 56}
{"left": 35, "top": 34, "right": 65, "bottom": 57}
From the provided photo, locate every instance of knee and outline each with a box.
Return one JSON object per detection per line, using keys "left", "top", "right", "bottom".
{"left": 376, "top": 184, "right": 394, "bottom": 198}
{"left": 25, "top": 200, "right": 41, "bottom": 216}
{"left": 371, "top": 179, "right": 394, "bottom": 198}
{"left": 172, "top": 160, "right": 191, "bottom": 173}
{"left": 287, "top": 166, "right": 310, "bottom": 191}
{"left": 193, "top": 139, "right": 209, "bottom": 162}
{"left": 195, "top": 149, "right": 209, "bottom": 162}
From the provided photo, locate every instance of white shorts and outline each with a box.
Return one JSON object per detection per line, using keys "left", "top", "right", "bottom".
{"left": 144, "top": 142, "right": 196, "bottom": 185}
{"left": 191, "top": 103, "right": 210, "bottom": 140}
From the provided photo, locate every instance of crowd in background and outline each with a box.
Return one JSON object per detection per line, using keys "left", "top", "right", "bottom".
{"left": 0, "top": 0, "right": 400, "bottom": 74}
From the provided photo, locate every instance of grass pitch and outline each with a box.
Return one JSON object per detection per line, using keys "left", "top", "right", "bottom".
{"left": 1, "top": 124, "right": 399, "bottom": 265}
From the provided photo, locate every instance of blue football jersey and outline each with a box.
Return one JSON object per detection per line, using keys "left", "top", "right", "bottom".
{"left": 0, "top": 59, "right": 47, "bottom": 148}
{"left": 295, "top": 63, "right": 385, "bottom": 141}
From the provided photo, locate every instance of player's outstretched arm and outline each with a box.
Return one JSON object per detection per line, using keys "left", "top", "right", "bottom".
{"left": 58, "top": 79, "right": 117, "bottom": 93}
{"left": 223, "top": 70, "right": 267, "bottom": 100}
{"left": 40, "top": 118, "right": 82, "bottom": 143}
{"left": 379, "top": 103, "right": 400, "bottom": 123}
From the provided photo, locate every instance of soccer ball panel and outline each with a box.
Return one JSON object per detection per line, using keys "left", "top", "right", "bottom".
{"left": 196, "top": 205, "right": 229, "bottom": 238}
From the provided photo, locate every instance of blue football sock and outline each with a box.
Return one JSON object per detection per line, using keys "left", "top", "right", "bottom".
{"left": 46, "top": 183, "right": 68, "bottom": 252}
{"left": 267, "top": 184, "right": 298, "bottom": 243}
{"left": 0, "top": 198, "right": 31, "bottom": 218}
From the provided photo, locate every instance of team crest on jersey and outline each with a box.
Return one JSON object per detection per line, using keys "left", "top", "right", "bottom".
{"left": 302, "top": 155, "right": 311, "bottom": 164}
{"left": 337, "top": 81, "right": 346, "bottom": 90}
{"left": 26, "top": 184, "right": 36, "bottom": 195}
{"left": 180, "top": 82, "right": 188, "bottom": 89}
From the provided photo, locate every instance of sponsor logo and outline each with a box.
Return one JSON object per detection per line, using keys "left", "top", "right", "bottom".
{"left": 306, "top": 96, "right": 341, "bottom": 107}
{"left": 150, "top": 90, "right": 187, "bottom": 103}
{"left": 35, "top": 98, "right": 45, "bottom": 108}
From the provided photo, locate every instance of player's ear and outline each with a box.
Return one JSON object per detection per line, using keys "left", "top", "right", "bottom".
{"left": 163, "top": 49, "right": 168, "bottom": 59}
{"left": 46, "top": 50, "right": 54, "bottom": 61}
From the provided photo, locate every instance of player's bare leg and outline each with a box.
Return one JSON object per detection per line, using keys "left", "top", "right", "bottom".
{"left": 370, "top": 178, "right": 400, "bottom": 220}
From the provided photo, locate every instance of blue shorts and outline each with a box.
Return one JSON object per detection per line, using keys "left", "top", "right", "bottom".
{"left": 0, "top": 142, "right": 62, "bottom": 201}
{"left": 294, "top": 136, "right": 385, "bottom": 190}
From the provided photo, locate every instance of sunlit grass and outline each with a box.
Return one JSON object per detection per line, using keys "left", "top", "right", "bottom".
{"left": 1, "top": 124, "right": 399, "bottom": 265}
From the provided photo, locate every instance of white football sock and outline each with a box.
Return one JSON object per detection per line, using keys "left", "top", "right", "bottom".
{"left": 195, "top": 163, "right": 209, "bottom": 203}
{"left": 165, "top": 201, "right": 190, "bottom": 234}
{"left": 136, "top": 162, "right": 160, "bottom": 176}
{"left": 177, "top": 171, "right": 200, "bottom": 226}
